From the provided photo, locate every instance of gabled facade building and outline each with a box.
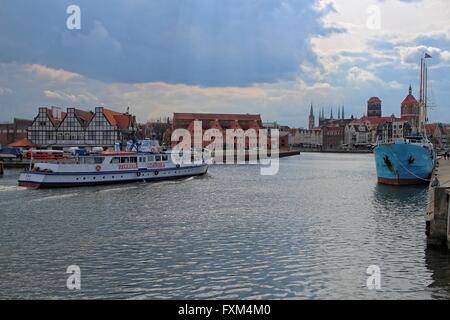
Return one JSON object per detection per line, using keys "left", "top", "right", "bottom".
{"left": 425, "top": 123, "right": 448, "bottom": 150}
{"left": 28, "top": 106, "right": 136, "bottom": 148}
{"left": 344, "top": 123, "right": 371, "bottom": 148}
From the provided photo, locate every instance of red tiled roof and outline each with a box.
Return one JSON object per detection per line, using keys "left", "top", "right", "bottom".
{"left": 8, "top": 138, "right": 33, "bottom": 148}
{"left": 102, "top": 108, "right": 132, "bottom": 129}
{"left": 102, "top": 108, "right": 123, "bottom": 126}
{"left": 425, "top": 123, "right": 445, "bottom": 135}
{"left": 174, "top": 113, "right": 262, "bottom": 122}
{"left": 402, "top": 94, "right": 418, "bottom": 106}
{"left": 351, "top": 116, "right": 402, "bottom": 125}
{"left": 74, "top": 109, "right": 94, "bottom": 125}
{"left": 113, "top": 115, "right": 131, "bottom": 129}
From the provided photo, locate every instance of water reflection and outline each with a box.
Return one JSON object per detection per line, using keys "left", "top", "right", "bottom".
{"left": 425, "top": 248, "right": 450, "bottom": 299}
{"left": 373, "top": 184, "right": 428, "bottom": 209}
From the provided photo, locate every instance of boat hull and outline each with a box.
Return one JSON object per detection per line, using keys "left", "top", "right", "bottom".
{"left": 374, "top": 143, "right": 434, "bottom": 186}
{"left": 18, "top": 164, "right": 208, "bottom": 189}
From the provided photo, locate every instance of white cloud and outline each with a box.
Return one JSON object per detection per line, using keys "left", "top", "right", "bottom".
{"left": 44, "top": 90, "right": 98, "bottom": 103}
{"left": 395, "top": 45, "right": 450, "bottom": 68}
{"left": 0, "top": 87, "right": 12, "bottom": 95}
{"left": 386, "top": 81, "right": 402, "bottom": 90}
{"left": 26, "top": 64, "right": 81, "bottom": 82}
{"left": 310, "top": 0, "right": 450, "bottom": 79}
{"left": 347, "top": 67, "right": 378, "bottom": 82}
{"left": 0, "top": 62, "right": 344, "bottom": 127}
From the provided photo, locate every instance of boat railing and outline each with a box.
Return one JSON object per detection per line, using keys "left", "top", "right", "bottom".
{"left": 30, "top": 158, "right": 84, "bottom": 165}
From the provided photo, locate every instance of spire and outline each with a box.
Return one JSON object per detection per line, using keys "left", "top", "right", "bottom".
{"left": 338, "top": 107, "right": 341, "bottom": 119}
{"left": 310, "top": 103, "right": 314, "bottom": 117}
{"left": 342, "top": 106, "right": 345, "bottom": 119}
{"left": 409, "top": 84, "right": 412, "bottom": 95}
{"left": 330, "top": 108, "right": 334, "bottom": 119}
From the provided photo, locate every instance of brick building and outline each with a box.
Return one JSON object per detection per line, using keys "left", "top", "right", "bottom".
{"left": 171, "top": 113, "right": 264, "bottom": 149}
{"left": 0, "top": 118, "right": 33, "bottom": 147}
{"left": 400, "top": 85, "right": 420, "bottom": 131}
{"left": 322, "top": 124, "right": 346, "bottom": 150}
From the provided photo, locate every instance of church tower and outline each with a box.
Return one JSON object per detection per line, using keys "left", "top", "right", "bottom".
{"left": 401, "top": 84, "right": 420, "bottom": 130}
{"left": 367, "top": 97, "right": 382, "bottom": 117}
{"left": 308, "top": 103, "right": 315, "bottom": 130}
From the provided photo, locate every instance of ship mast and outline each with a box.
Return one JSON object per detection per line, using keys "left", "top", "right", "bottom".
{"left": 419, "top": 53, "right": 431, "bottom": 134}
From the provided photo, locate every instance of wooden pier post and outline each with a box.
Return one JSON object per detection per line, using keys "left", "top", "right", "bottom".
{"left": 426, "top": 160, "right": 450, "bottom": 250}
{"left": 0, "top": 161, "right": 3, "bottom": 176}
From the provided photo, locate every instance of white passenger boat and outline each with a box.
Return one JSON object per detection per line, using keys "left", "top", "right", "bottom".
{"left": 18, "top": 151, "right": 208, "bottom": 189}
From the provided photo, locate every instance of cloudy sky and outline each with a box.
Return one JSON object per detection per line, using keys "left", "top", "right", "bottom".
{"left": 0, "top": 0, "right": 450, "bottom": 127}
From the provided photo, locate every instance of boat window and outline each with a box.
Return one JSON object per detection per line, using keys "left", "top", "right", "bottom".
{"left": 110, "top": 157, "right": 120, "bottom": 164}
{"left": 94, "top": 157, "right": 104, "bottom": 164}
{"left": 130, "top": 157, "right": 137, "bottom": 163}
{"left": 120, "top": 157, "right": 130, "bottom": 163}
{"left": 147, "top": 155, "right": 155, "bottom": 162}
{"left": 84, "top": 157, "right": 95, "bottom": 164}
{"left": 162, "top": 154, "right": 168, "bottom": 161}
{"left": 155, "top": 155, "right": 162, "bottom": 162}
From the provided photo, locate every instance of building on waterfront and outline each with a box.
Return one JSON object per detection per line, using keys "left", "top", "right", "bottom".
{"left": 290, "top": 128, "right": 322, "bottom": 149}
{"left": 425, "top": 123, "right": 448, "bottom": 150}
{"left": 319, "top": 107, "right": 354, "bottom": 151}
{"left": 322, "top": 125, "right": 346, "bottom": 150}
{"left": 346, "top": 116, "right": 403, "bottom": 147}
{"left": 170, "top": 112, "right": 264, "bottom": 149}
{"left": 344, "top": 123, "right": 371, "bottom": 149}
{"left": 296, "top": 86, "right": 450, "bottom": 151}
{"left": 137, "top": 117, "right": 172, "bottom": 146}
{"left": 27, "top": 106, "right": 137, "bottom": 149}
{"left": 0, "top": 118, "right": 33, "bottom": 147}
{"left": 377, "top": 120, "right": 412, "bottom": 143}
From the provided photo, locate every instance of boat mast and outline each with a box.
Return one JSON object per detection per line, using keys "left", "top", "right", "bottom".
{"left": 419, "top": 54, "right": 429, "bottom": 134}
{"left": 419, "top": 53, "right": 431, "bottom": 134}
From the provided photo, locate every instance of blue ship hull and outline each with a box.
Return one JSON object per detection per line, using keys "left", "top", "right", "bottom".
{"left": 374, "top": 143, "right": 435, "bottom": 185}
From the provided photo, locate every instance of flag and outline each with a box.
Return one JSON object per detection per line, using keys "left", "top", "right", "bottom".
{"left": 424, "top": 53, "right": 432, "bottom": 59}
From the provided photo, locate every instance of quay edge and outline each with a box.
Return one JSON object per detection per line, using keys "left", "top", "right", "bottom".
{"left": 426, "top": 159, "right": 450, "bottom": 250}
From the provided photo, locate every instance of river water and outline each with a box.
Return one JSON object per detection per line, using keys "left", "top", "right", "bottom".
{"left": 0, "top": 153, "right": 449, "bottom": 299}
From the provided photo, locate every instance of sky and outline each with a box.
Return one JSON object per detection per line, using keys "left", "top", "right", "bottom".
{"left": 0, "top": 0, "right": 450, "bottom": 128}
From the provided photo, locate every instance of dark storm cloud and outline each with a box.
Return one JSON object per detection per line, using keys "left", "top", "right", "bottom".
{"left": 0, "top": 0, "right": 323, "bottom": 86}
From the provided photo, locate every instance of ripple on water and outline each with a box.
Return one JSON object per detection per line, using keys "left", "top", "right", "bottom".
{"left": 0, "top": 154, "right": 449, "bottom": 299}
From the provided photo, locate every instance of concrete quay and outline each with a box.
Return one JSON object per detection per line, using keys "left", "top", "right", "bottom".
{"left": 426, "top": 159, "right": 450, "bottom": 250}
{"left": 210, "top": 148, "right": 300, "bottom": 163}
